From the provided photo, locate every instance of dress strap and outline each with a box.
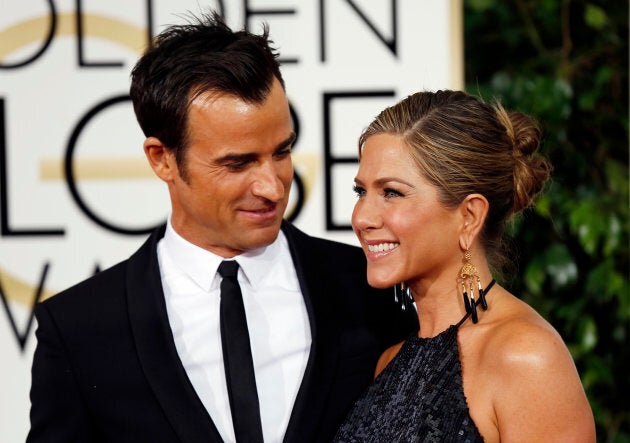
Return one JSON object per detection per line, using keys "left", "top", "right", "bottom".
{"left": 455, "top": 279, "right": 496, "bottom": 327}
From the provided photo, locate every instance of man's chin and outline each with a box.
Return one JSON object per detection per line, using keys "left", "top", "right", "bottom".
{"left": 241, "top": 223, "right": 283, "bottom": 250}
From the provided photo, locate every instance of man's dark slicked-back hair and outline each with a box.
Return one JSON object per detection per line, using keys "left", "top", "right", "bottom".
{"left": 129, "top": 10, "right": 284, "bottom": 168}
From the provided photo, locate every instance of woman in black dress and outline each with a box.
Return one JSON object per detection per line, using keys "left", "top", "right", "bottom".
{"left": 334, "top": 90, "right": 595, "bottom": 442}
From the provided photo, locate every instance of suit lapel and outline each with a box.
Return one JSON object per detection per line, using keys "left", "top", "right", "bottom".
{"left": 281, "top": 222, "right": 341, "bottom": 441}
{"left": 125, "top": 226, "right": 224, "bottom": 442}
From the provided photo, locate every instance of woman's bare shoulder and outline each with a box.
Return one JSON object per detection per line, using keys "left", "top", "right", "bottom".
{"left": 472, "top": 294, "right": 595, "bottom": 442}
{"left": 374, "top": 341, "right": 405, "bottom": 378}
{"left": 485, "top": 298, "right": 585, "bottom": 388}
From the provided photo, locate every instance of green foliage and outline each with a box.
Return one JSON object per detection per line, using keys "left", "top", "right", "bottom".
{"left": 464, "top": 1, "right": 629, "bottom": 441}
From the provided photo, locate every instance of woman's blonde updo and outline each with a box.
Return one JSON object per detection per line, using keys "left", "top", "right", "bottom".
{"left": 358, "top": 90, "right": 552, "bottom": 276}
{"left": 495, "top": 107, "right": 552, "bottom": 214}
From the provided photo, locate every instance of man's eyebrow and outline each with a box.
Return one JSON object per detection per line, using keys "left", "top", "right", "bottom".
{"left": 216, "top": 152, "right": 258, "bottom": 164}
{"left": 215, "top": 132, "right": 297, "bottom": 164}
{"left": 275, "top": 132, "right": 297, "bottom": 152}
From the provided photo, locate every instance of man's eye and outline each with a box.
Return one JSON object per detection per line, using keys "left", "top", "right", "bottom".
{"left": 226, "top": 162, "right": 248, "bottom": 171}
{"left": 275, "top": 148, "right": 292, "bottom": 159}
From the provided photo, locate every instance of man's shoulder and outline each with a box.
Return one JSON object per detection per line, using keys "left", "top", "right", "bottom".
{"left": 41, "top": 257, "right": 129, "bottom": 311}
{"left": 281, "top": 222, "right": 368, "bottom": 282}
{"left": 281, "top": 220, "right": 362, "bottom": 254}
{"left": 40, "top": 226, "right": 162, "bottom": 310}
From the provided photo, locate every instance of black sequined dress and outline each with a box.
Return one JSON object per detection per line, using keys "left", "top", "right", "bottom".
{"left": 333, "top": 313, "right": 484, "bottom": 442}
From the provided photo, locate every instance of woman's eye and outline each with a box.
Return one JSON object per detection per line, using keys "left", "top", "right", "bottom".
{"left": 352, "top": 185, "right": 366, "bottom": 197}
{"left": 384, "top": 188, "right": 403, "bottom": 198}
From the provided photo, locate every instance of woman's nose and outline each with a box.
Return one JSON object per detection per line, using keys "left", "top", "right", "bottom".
{"left": 352, "top": 196, "right": 382, "bottom": 231}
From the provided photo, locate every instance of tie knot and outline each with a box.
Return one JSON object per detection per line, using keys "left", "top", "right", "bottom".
{"left": 218, "top": 260, "right": 239, "bottom": 279}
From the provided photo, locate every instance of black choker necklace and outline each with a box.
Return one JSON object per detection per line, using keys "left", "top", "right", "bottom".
{"left": 465, "top": 279, "right": 496, "bottom": 324}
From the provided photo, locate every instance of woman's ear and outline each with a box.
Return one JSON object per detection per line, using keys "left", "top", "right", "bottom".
{"left": 143, "top": 137, "right": 177, "bottom": 182}
{"left": 458, "top": 193, "right": 489, "bottom": 250}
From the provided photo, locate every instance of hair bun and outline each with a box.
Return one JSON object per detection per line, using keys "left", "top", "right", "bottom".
{"left": 497, "top": 107, "right": 552, "bottom": 214}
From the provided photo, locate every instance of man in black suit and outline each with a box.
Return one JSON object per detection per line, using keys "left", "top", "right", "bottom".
{"left": 27, "top": 11, "right": 417, "bottom": 443}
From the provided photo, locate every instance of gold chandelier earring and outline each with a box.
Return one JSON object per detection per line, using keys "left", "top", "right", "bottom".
{"left": 459, "top": 249, "right": 494, "bottom": 323}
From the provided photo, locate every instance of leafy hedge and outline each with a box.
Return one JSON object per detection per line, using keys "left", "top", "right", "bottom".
{"left": 464, "top": 1, "right": 629, "bottom": 441}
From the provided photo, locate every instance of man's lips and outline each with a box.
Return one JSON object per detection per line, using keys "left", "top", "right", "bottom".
{"left": 240, "top": 204, "right": 278, "bottom": 219}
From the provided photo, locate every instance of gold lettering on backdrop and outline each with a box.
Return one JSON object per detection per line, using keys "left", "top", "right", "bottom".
{"left": 40, "top": 157, "right": 155, "bottom": 180}
{"left": 0, "top": 13, "right": 145, "bottom": 61}
{"left": 0, "top": 269, "right": 54, "bottom": 304}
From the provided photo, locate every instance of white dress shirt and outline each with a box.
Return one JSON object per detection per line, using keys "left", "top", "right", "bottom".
{"left": 157, "top": 219, "right": 311, "bottom": 443}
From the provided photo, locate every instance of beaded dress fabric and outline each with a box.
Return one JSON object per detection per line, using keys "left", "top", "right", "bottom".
{"left": 333, "top": 316, "right": 484, "bottom": 442}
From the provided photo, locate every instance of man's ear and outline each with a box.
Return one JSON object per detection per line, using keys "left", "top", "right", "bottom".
{"left": 143, "top": 137, "right": 177, "bottom": 182}
{"left": 458, "top": 193, "right": 489, "bottom": 250}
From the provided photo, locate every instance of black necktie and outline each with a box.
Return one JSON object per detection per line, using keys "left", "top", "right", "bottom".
{"left": 218, "top": 260, "right": 264, "bottom": 442}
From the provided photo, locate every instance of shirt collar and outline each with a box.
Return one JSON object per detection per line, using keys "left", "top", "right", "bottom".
{"left": 161, "top": 218, "right": 288, "bottom": 292}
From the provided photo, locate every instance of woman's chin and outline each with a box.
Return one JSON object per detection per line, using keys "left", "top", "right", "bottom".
{"left": 367, "top": 274, "right": 396, "bottom": 289}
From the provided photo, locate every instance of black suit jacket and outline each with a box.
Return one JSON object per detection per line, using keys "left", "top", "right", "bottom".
{"left": 27, "top": 221, "right": 417, "bottom": 442}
